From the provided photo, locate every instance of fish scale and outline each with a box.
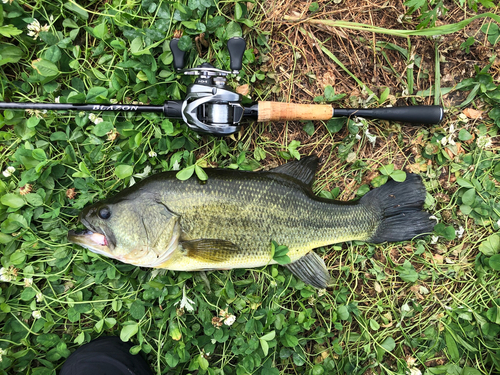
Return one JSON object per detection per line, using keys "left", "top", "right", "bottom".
{"left": 156, "top": 170, "right": 377, "bottom": 270}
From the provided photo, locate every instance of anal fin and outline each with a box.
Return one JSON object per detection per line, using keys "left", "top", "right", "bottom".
{"left": 182, "top": 239, "right": 241, "bottom": 263}
{"left": 283, "top": 251, "right": 330, "bottom": 289}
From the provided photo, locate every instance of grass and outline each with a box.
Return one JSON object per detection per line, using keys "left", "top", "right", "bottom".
{"left": 0, "top": 0, "right": 500, "bottom": 374}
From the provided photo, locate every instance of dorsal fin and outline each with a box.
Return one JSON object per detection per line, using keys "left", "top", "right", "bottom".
{"left": 271, "top": 155, "right": 319, "bottom": 186}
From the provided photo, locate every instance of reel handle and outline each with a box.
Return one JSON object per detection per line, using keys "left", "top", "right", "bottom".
{"left": 227, "top": 37, "right": 246, "bottom": 73}
{"left": 170, "top": 37, "right": 246, "bottom": 75}
{"left": 170, "top": 38, "right": 186, "bottom": 71}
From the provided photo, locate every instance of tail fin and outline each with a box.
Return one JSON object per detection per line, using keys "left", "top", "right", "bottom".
{"left": 361, "top": 174, "right": 434, "bottom": 243}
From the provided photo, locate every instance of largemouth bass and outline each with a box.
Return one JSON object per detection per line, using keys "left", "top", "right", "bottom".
{"left": 68, "top": 156, "right": 433, "bottom": 288}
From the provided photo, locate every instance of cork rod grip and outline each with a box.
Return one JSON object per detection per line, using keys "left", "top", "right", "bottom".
{"left": 257, "top": 102, "right": 333, "bottom": 122}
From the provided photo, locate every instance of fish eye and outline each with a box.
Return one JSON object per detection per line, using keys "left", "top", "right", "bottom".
{"left": 98, "top": 207, "right": 111, "bottom": 220}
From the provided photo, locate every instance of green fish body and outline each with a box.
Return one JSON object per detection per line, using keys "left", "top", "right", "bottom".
{"left": 68, "top": 156, "right": 432, "bottom": 288}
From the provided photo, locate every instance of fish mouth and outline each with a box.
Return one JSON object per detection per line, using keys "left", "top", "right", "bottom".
{"left": 68, "top": 214, "right": 115, "bottom": 256}
{"left": 67, "top": 228, "right": 111, "bottom": 255}
{"left": 68, "top": 229, "right": 108, "bottom": 246}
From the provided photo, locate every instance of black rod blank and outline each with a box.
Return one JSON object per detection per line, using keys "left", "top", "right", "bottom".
{"left": 0, "top": 101, "right": 184, "bottom": 119}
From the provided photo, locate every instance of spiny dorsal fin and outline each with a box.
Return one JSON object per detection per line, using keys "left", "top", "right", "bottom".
{"left": 283, "top": 251, "right": 330, "bottom": 289}
{"left": 271, "top": 155, "right": 319, "bottom": 186}
{"left": 181, "top": 239, "right": 241, "bottom": 263}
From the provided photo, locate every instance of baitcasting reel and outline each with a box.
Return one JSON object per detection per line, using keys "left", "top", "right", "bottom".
{"left": 170, "top": 37, "right": 248, "bottom": 136}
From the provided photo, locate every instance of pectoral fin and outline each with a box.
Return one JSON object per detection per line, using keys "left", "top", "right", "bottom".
{"left": 181, "top": 239, "right": 241, "bottom": 263}
{"left": 283, "top": 251, "right": 331, "bottom": 289}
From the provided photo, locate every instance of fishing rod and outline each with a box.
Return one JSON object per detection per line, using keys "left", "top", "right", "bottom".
{"left": 0, "top": 37, "right": 444, "bottom": 136}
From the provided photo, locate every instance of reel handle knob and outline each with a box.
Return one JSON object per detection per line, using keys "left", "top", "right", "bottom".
{"left": 227, "top": 37, "right": 246, "bottom": 73}
{"left": 170, "top": 38, "right": 186, "bottom": 71}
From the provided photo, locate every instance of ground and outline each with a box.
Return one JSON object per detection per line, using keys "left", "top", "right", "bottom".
{"left": 0, "top": 0, "right": 499, "bottom": 374}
